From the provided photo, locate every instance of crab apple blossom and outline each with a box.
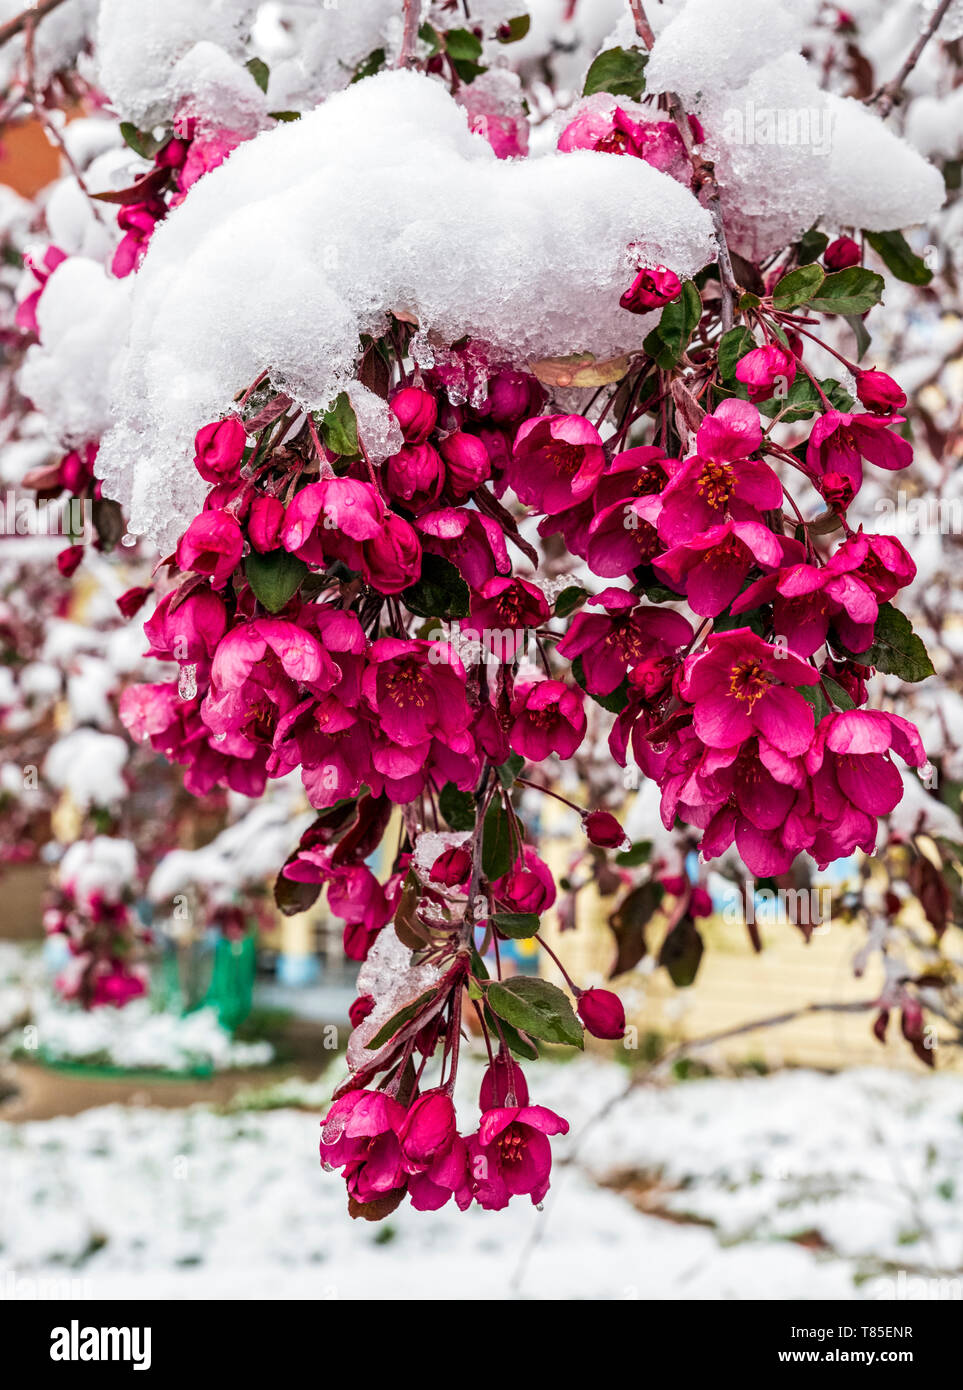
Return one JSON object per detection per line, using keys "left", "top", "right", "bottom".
{"left": 193, "top": 416, "right": 247, "bottom": 484}
{"left": 620, "top": 264, "right": 682, "bottom": 313}
{"left": 510, "top": 415, "right": 606, "bottom": 514}
{"left": 735, "top": 344, "right": 798, "bottom": 402}
{"left": 823, "top": 236, "right": 862, "bottom": 271}
{"left": 855, "top": 369, "right": 907, "bottom": 415}
{"left": 31, "top": 0, "right": 951, "bottom": 1220}
{"left": 509, "top": 680, "right": 587, "bottom": 761}
{"left": 577, "top": 988, "right": 627, "bottom": 1040}
{"left": 806, "top": 409, "right": 913, "bottom": 493}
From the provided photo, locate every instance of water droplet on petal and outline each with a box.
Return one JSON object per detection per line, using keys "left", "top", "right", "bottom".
{"left": 121, "top": 532, "right": 138, "bottom": 548}
{"left": 177, "top": 663, "right": 197, "bottom": 700}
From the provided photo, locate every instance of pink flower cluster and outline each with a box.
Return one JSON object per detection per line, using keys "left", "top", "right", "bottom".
{"left": 116, "top": 317, "right": 926, "bottom": 1215}
{"left": 320, "top": 1050, "right": 567, "bottom": 1216}
{"left": 45, "top": 877, "right": 148, "bottom": 1010}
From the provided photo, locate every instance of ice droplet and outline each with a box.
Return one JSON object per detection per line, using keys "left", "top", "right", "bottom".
{"left": 177, "top": 663, "right": 197, "bottom": 700}
{"left": 121, "top": 532, "right": 138, "bottom": 548}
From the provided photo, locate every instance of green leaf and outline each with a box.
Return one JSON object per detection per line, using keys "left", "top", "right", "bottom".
{"left": 798, "top": 683, "right": 831, "bottom": 722}
{"left": 320, "top": 392, "right": 360, "bottom": 457}
{"left": 571, "top": 655, "right": 629, "bottom": 713}
{"left": 772, "top": 262, "right": 825, "bottom": 310}
{"left": 843, "top": 312, "right": 872, "bottom": 361}
{"left": 647, "top": 280, "right": 702, "bottom": 367}
{"left": 119, "top": 122, "right": 163, "bottom": 160}
{"left": 821, "top": 675, "right": 857, "bottom": 711}
{"left": 401, "top": 553, "right": 470, "bottom": 620}
{"left": 497, "top": 15, "right": 531, "bottom": 42}
{"left": 583, "top": 45, "right": 648, "bottom": 99}
{"left": 658, "top": 916, "right": 704, "bottom": 987}
{"left": 807, "top": 267, "right": 884, "bottom": 316}
{"left": 554, "top": 585, "right": 589, "bottom": 618}
{"left": 821, "top": 377, "right": 856, "bottom": 412}
{"left": 482, "top": 796, "right": 514, "bottom": 881}
{"left": 713, "top": 607, "right": 767, "bottom": 637}
{"left": 797, "top": 229, "right": 829, "bottom": 265}
{"left": 417, "top": 22, "right": 443, "bottom": 56}
{"left": 608, "top": 881, "right": 664, "bottom": 975}
{"left": 366, "top": 990, "right": 437, "bottom": 1050}
{"left": 865, "top": 230, "right": 932, "bottom": 286}
{"left": 274, "top": 868, "right": 321, "bottom": 917}
{"left": 270, "top": 110, "right": 302, "bottom": 123}
{"left": 245, "top": 57, "right": 270, "bottom": 93}
{"left": 643, "top": 581, "right": 682, "bottom": 604}
{"left": 492, "top": 912, "right": 540, "bottom": 939}
{"left": 496, "top": 754, "right": 524, "bottom": 789}
{"left": 245, "top": 549, "right": 308, "bottom": 612}
{"left": 847, "top": 602, "right": 934, "bottom": 683}
{"left": 482, "top": 1003, "right": 539, "bottom": 1060}
{"left": 615, "top": 840, "right": 652, "bottom": 867}
{"left": 444, "top": 26, "right": 487, "bottom": 81}
{"left": 756, "top": 375, "right": 820, "bottom": 423}
{"left": 486, "top": 977, "right": 583, "bottom": 1048}
{"left": 352, "top": 47, "right": 386, "bottom": 83}
{"left": 717, "top": 327, "right": 756, "bottom": 381}
{"left": 439, "top": 782, "right": 476, "bottom": 833}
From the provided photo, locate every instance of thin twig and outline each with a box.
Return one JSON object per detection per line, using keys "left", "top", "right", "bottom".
{"left": 871, "top": 0, "right": 954, "bottom": 117}
{"left": 0, "top": 0, "right": 67, "bottom": 50}
{"left": 397, "top": 0, "right": 423, "bottom": 69}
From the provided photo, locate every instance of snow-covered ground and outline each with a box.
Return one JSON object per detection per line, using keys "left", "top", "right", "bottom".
{"left": 0, "top": 943, "right": 273, "bottom": 1072}
{"left": 1, "top": 1059, "right": 961, "bottom": 1300}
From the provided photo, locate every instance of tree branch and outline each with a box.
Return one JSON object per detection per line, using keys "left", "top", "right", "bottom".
{"left": 871, "top": 0, "right": 954, "bottom": 117}
{"left": 0, "top": 0, "right": 68, "bottom": 51}
{"left": 397, "top": 0, "right": 422, "bottom": 69}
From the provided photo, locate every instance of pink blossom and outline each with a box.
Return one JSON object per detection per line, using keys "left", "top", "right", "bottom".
{"left": 735, "top": 344, "right": 797, "bottom": 402}
{"left": 856, "top": 369, "right": 906, "bottom": 415}
{"left": 510, "top": 679, "right": 587, "bottom": 760}
{"left": 470, "top": 1104, "right": 569, "bottom": 1209}
{"left": 193, "top": 416, "right": 247, "bottom": 484}
{"left": 464, "top": 576, "right": 550, "bottom": 661}
{"left": 493, "top": 845, "right": 556, "bottom": 915}
{"left": 620, "top": 265, "right": 682, "bottom": 313}
{"left": 176, "top": 510, "right": 244, "bottom": 588}
{"left": 649, "top": 400, "right": 779, "bottom": 546}
{"left": 15, "top": 244, "right": 66, "bottom": 332}
{"left": 823, "top": 236, "right": 861, "bottom": 271}
{"left": 510, "top": 415, "right": 605, "bottom": 515}
{"left": 143, "top": 586, "right": 227, "bottom": 664}
{"left": 583, "top": 811, "right": 627, "bottom": 848}
{"left": 680, "top": 629, "right": 819, "bottom": 756}
{"left": 654, "top": 519, "right": 792, "bottom": 618}
{"left": 385, "top": 442, "right": 444, "bottom": 512}
{"left": 319, "top": 1089, "right": 408, "bottom": 1206}
{"left": 390, "top": 386, "right": 438, "bottom": 443}
{"left": 438, "top": 431, "right": 491, "bottom": 497}
{"left": 557, "top": 588, "right": 692, "bottom": 694}
{"left": 807, "top": 410, "right": 913, "bottom": 493}
{"left": 577, "top": 987, "right": 626, "bottom": 1040}
{"left": 417, "top": 508, "right": 510, "bottom": 588}
{"left": 247, "top": 495, "right": 285, "bottom": 552}
{"left": 111, "top": 202, "right": 162, "bottom": 278}
{"left": 558, "top": 103, "right": 688, "bottom": 180}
